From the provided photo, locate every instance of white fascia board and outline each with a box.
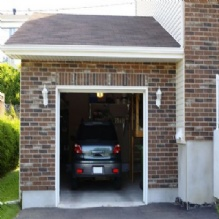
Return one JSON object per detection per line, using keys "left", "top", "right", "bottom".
{"left": 0, "top": 44, "right": 184, "bottom": 61}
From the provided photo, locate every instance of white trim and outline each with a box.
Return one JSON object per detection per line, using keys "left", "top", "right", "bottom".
{"left": 58, "top": 85, "right": 146, "bottom": 94}
{"left": 55, "top": 85, "right": 148, "bottom": 206}
{"left": 181, "top": 0, "right": 185, "bottom": 48}
{"left": 143, "top": 89, "right": 148, "bottom": 204}
{"left": 55, "top": 89, "right": 60, "bottom": 206}
{"left": 1, "top": 44, "right": 183, "bottom": 62}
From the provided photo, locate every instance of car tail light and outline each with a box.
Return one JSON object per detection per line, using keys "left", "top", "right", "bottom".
{"left": 113, "top": 144, "right": 120, "bottom": 154}
{"left": 74, "top": 144, "right": 82, "bottom": 154}
{"left": 112, "top": 168, "right": 119, "bottom": 174}
{"left": 76, "top": 168, "right": 83, "bottom": 174}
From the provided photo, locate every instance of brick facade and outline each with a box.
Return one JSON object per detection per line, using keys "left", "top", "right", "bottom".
{"left": 20, "top": 60, "right": 177, "bottom": 191}
{"left": 184, "top": 0, "right": 219, "bottom": 140}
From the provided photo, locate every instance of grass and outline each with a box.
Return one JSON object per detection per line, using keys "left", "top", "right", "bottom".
{"left": 0, "top": 169, "right": 19, "bottom": 202}
{"left": 0, "top": 204, "right": 20, "bottom": 219}
{"left": 0, "top": 169, "right": 20, "bottom": 219}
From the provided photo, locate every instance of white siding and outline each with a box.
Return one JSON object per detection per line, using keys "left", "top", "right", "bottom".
{"left": 153, "top": 0, "right": 184, "bottom": 47}
{"left": 176, "top": 59, "right": 185, "bottom": 142}
{"left": 136, "top": 0, "right": 184, "bottom": 47}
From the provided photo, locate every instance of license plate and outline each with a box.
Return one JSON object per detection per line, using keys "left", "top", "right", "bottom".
{"left": 93, "top": 167, "right": 103, "bottom": 174}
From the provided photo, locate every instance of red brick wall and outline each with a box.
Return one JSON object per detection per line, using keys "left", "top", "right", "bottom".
{"left": 20, "top": 60, "right": 177, "bottom": 191}
{"left": 184, "top": 0, "right": 219, "bottom": 140}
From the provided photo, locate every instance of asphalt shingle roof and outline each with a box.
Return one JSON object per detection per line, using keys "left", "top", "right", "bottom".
{"left": 5, "top": 13, "right": 180, "bottom": 47}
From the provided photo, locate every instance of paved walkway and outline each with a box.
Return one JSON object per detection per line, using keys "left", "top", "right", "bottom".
{"left": 16, "top": 203, "right": 218, "bottom": 219}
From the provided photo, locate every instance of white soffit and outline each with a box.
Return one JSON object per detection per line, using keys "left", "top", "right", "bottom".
{"left": 0, "top": 44, "right": 184, "bottom": 63}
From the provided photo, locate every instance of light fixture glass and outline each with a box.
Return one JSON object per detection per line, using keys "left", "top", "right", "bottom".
{"left": 42, "top": 84, "right": 48, "bottom": 106}
{"left": 96, "top": 92, "right": 104, "bottom": 98}
{"left": 156, "top": 87, "right": 162, "bottom": 108}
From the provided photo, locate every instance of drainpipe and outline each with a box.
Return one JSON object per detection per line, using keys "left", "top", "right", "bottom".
{"left": 216, "top": 75, "right": 219, "bottom": 130}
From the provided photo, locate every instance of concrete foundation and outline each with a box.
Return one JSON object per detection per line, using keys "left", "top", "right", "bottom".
{"left": 22, "top": 191, "right": 56, "bottom": 209}
{"left": 178, "top": 141, "right": 214, "bottom": 204}
{"left": 148, "top": 188, "right": 178, "bottom": 203}
{"left": 214, "top": 130, "right": 219, "bottom": 199}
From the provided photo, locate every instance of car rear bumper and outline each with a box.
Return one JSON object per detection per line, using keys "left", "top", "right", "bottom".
{"left": 72, "top": 161, "right": 121, "bottom": 178}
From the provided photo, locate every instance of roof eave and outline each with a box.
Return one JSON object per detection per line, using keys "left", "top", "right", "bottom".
{"left": 0, "top": 44, "right": 184, "bottom": 63}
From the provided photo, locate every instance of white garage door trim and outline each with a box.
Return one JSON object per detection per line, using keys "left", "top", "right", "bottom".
{"left": 55, "top": 85, "right": 148, "bottom": 206}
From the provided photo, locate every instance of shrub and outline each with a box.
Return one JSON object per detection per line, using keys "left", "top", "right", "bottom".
{"left": 0, "top": 117, "right": 20, "bottom": 177}
{"left": 5, "top": 104, "right": 19, "bottom": 119}
{"left": 0, "top": 63, "right": 20, "bottom": 105}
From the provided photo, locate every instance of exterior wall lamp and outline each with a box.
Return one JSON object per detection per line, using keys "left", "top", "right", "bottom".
{"left": 156, "top": 87, "right": 162, "bottom": 108}
{"left": 42, "top": 85, "right": 48, "bottom": 106}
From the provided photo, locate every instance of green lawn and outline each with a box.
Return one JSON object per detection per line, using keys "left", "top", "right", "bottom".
{"left": 0, "top": 169, "right": 19, "bottom": 202}
{"left": 0, "top": 169, "right": 20, "bottom": 219}
{"left": 0, "top": 204, "right": 20, "bottom": 219}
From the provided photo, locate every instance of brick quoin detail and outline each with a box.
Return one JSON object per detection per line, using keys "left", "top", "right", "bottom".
{"left": 184, "top": 0, "right": 219, "bottom": 141}
{"left": 20, "top": 61, "right": 177, "bottom": 191}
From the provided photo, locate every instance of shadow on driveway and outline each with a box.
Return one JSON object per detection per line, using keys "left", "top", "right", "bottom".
{"left": 16, "top": 203, "right": 218, "bottom": 219}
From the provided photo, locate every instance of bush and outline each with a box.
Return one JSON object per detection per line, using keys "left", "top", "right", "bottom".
{"left": 0, "top": 63, "right": 20, "bottom": 105}
{"left": 0, "top": 117, "right": 20, "bottom": 177}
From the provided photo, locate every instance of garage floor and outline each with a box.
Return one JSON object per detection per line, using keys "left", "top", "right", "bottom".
{"left": 59, "top": 173, "right": 144, "bottom": 209}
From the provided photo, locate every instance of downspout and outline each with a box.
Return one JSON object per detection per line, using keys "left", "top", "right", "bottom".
{"left": 216, "top": 75, "right": 219, "bottom": 130}
{"left": 214, "top": 75, "right": 219, "bottom": 199}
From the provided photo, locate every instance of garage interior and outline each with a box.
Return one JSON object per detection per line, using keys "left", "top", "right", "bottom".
{"left": 59, "top": 92, "right": 144, "bottom": 208}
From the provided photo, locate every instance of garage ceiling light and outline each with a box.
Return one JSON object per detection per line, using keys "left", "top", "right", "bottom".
{"left": 97, "top": 92, "right": 104, "bottom": 98}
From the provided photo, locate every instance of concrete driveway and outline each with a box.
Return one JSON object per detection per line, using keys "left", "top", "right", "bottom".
{"left": 16, "top": 203, "right": 218, "bottom": 219}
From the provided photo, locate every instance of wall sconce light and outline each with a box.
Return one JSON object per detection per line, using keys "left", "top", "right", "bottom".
{"left": 96, "top": 92, "right": 104, "bottom": 98}
{"left": 156, "top": 87, "right": 162, "bottom": 108}
{"left": 42, "top": 85, "right": 48, "bottom": 106}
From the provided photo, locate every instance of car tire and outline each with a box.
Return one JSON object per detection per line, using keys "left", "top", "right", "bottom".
{"left": 113, "top": 177, "right": 122, "bottom": 190}
{"left": 71, "top": 179, "right": 78, "bottom": 190}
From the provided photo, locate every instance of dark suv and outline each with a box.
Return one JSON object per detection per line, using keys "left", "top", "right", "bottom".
{"left": 72, "top": 120, "right": 122, "bottom": 189}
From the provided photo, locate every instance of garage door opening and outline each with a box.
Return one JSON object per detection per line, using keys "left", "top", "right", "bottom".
{"left": 55, "top": 86, "right": 148, "bottom": 207}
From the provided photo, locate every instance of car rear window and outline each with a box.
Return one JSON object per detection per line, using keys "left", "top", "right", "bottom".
{"left": 77, "top": 123, "right": 117, "bottom": 141}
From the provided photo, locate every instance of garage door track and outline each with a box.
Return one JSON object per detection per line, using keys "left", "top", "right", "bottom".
{"left": 15, "top": 203, "right": 218, "bottom": 219}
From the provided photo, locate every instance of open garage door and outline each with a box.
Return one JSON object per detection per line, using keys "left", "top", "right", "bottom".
{"left": 55, "top": 86, "right": 148, "bottom": 207}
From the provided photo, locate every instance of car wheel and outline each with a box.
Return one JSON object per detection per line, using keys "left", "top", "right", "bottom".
{"left": 113, "top": 177, "right": 122, "bottom": 190}
{"left": 71, "top": 179, "right": 78, "bottom": 190}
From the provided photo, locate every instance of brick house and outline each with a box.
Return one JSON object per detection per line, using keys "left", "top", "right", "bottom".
{"left": 1, "top": 0, "right": 219, "bottom": 209}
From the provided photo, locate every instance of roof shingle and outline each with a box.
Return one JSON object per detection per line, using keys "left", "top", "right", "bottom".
{"left": 5, "top": 13, "right": 180, "bottom": 47}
